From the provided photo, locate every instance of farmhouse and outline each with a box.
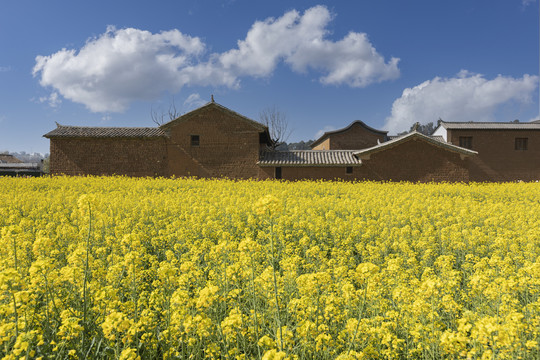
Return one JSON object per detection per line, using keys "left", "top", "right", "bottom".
{"left": 433, "top": 121, "right": 540, "bottom": 181}
{"left": 310, "top": 120, "right": 388, "bottom": 150}
{"left": 0, "top": 154, "right": 42, "bottom": 177}
{"left": 45, "top": 101, "right": 272, "bottom": 178}
{"left": 44, "top": 100, "right": 539, "bottom": 182}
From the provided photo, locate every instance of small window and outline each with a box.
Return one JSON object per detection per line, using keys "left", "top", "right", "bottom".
{"left": 191, "top": 135, "right": 200, "bottom": 147}
{"left": 459, "top": 136, "right": 473, "bottom": 149}
{"left": 275, "top": 167, "right": 282, "bottom": 180}
{"left": 515, "top": 138, "right": 528, "bottom": 151}
{"left": 346, "top": 166, "right": 353, "bottom": 174}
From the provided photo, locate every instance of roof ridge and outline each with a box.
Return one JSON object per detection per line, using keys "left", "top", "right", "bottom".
{"left": 57, "top": 124, "right": 158, "bottom": 129}
{"left": 160, "top": 101, "right": 267, "bottom": 131}
{"left": 354, "top": 131, "right": 477, "bottom": 157}
{"left": 311, "top": 120, "right": 387, "bottom": 148}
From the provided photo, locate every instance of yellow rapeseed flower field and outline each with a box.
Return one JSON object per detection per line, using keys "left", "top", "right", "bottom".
{"left": 0, "top": 176, "right": 539, "bottom": 359}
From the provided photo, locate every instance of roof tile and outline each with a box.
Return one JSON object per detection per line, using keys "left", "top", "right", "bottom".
{"left": 259, "top": 150, "right": 361, "bottom": 166}
{"left": 440, "top": 121, "right": 540, "bottom": 130}
{"left": 44, "top": 125, "right": 166, "bottom": 138}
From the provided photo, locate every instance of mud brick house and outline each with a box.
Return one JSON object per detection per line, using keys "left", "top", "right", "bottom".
{"left": 44, "top": 100, "right": 540, "bottom": 182}
{"left": 433, "top": 121, "right": 540, "bottom": 181}
{"left": 259, "top": 131, "right": 476, "bottom": 181}
{"left": 0, "top": 154, "right": 42, "bottom": 176}
{"left": 45, "top": 101, "right": 272, "bottom": 178}
{"left": 310, "top": 120, "right": 388, "bottom": 150}
{"left": 258, "top": 150, "right": 363, "bottom": 180}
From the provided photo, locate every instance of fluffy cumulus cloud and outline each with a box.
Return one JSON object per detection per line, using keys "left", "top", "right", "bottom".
{"left": 217, "top": 5, "right": 399, "bottom": 86}
{"left": 33, "top": 6, "right": 399, "bottom": 113}
{"left": 33, "top": 26, "right": 205, "bottom": 112}
{"left": 384, "top": 71, "right": 539, "bottom": 134}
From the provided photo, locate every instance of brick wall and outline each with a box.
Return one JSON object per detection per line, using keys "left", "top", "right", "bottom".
{"left": 260, "top": 138, "right": 470, "bottom": 182}
{"left": 258, "top": 166, "right": 362, "bottom": 181}
{"left": 447, "top": 130, "right": 540, "bottom": 181}
{"left": 312, "top": 122, "right": 386, "bottom": 150}
{"left": 357, "top": 139, "right": 470, "bottom": 182}
{"left": 165, "top": 106, "right": 264, "bottom": 179}
{"left": 50, "top": 138, "right": 168, "bottom": 176}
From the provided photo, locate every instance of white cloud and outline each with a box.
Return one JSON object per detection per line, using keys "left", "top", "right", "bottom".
{"left": 384, "top": 71, "right": 538, "bottom": 134}
{"left": 522, "top": 0, "right": 535, "bottom": 6}
{"left": 33, "top": 26, "right": 205, "bottom": 112}
{"left": 33, "top": 6, "right": 399, "bottom": 113}
{"left": 217, "top": 5, "right": 399, "bottom": 86}
{"left": 38, "top": 91, "right": 62, "bottom": 108}
{"left": 183, "top": 93, "right": 206, "bottom": 111}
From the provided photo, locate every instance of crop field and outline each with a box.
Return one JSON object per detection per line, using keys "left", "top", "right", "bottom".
{"left": 0, "top": 176, "right": 539, "bottom": 359}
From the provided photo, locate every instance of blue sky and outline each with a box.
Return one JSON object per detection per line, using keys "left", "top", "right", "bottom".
{"left": 1, "top": 0, "right": 538, "bottom": 154}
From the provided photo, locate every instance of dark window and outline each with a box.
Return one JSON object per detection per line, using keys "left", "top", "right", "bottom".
{"left": 515, "top": 138, "right": 528, "bottom": 150}
{"left": 275, "top": 167, "right": 282, "bottom": 179}
{"left": 346, "top": 166, "right": 353, "bottom": 174}
{"left": 459, "top": 136, "right": 473, "bottom": 149}
{"left": 191, "top": 135, "right": 200, "bottom": 147}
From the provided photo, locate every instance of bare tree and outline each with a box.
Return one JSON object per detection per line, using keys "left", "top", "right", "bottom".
{"left": 259, "top": 105, "right": 292, "bottom": 149}
{"left": 397, "top": 118, "right": 443, "bottom": 136}
{"left": 151, "top": 97, "right": 182, "bottom": 126}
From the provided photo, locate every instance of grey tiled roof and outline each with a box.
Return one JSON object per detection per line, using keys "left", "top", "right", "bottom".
{"left": 0, "top": 154, "right": 22, "bottom": 164}
{"left": 259, "top": 150, "right": 361, "bottom": 166}
{"left": 440, "top": 121, "right": 540, "bottom": 130}
{"left": 388, "top": 135, "right": 445, "bottom": 142}
{"left": 354, "top": 131, "right": 477, "bottom": 158}
{"left": 0, "top": 163, "right": 40, "bottom": 169}
{"left": 311, "top": 120, "right": 387, "bottom": 148}
{"left": 44, "top": 125, "right": 166, "bottom": 138}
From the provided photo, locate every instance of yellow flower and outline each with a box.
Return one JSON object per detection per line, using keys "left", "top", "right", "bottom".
{"left": 262, "top": 349, "right": 287, "bottom": 360}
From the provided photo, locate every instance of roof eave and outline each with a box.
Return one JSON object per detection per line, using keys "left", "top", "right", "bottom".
{"left": 257, "top": 162, "right": 362, "bottom": 167}
{"left": 311, "top": 120, "right": 388, "bottom": 148}
{"left": 354, "top": 131, "right": 478, "bottom": 159}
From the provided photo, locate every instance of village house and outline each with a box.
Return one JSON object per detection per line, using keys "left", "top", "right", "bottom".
{"left": 433, "top": 121, "right": 540, "bottom": 181}
{"left": 0, "top": 154, "right": 42, "bottom": 177}
{"left": 44, "top": 100, "right": 539, "bottom": 182}
{"left": 310, "top": 121, "right": 388, "bottom": 150}
{"left": 259, "top": 123, "right": 476, "bottom": 182}
{"left": 45, "top": 101, "right": 272, "bottom": 178}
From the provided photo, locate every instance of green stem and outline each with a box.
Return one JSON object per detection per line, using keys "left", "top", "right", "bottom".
{"left": 249, "top": 253, "right": 262, "bottom": 359}
{"left": 12, "top": 234, "right": 18, "bottom": 272}
{"left": 269, "top": 221, "right": 283, "bottom": 352}
{"left": 82, "top": 204, "right": 92, "bottom": 357}
{"left": 347, "top": 282, "right": 368, "bottom": 355}
{"left": 11, "top": 291, "right": 19, "bottom": 338}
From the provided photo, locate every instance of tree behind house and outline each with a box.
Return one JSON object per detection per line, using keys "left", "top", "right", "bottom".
{"left": 397, "top": 118, "right": 443, "bottom": 136}
{"left": 259, "top": 106, "right": 292, "bottom": 149}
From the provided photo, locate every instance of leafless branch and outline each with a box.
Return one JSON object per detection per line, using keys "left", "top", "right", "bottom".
{"left": 151, "top": 97, "right": 182, "bottom": 126}
{"left": 259, "top": 105, "right": 292, "bottom": 149}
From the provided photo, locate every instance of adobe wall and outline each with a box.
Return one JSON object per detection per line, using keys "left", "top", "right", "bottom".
{"left": 261, "top": 139, "right": 470, "bottom": 182}
{"left": 49, "top": 138, "right": 168, "bottom": 176}
{"left": 165, "top": 106, "right": 263, "bottom": 179}
{"left": 447, "top": 130, "right": 540, "bottom": 181}
{"left": 258, "top": 166, "right": 363, "bottom": 181}
{"left": 357, "top": 139, "right": 470, "bottom": 182}
{"left": 312, "top": 123, "right": 386, "bottom": 150}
